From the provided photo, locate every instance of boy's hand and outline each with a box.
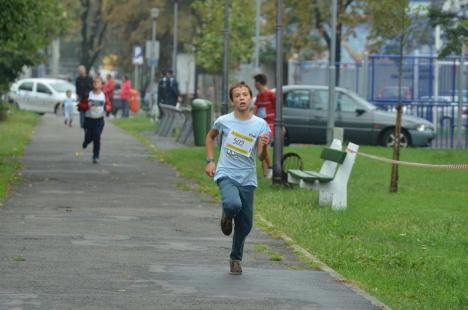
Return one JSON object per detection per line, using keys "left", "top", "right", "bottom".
{"left": 258, "top": 133, "right": 270, "bottom": 147}
{"left": 205, "top": 162, "right": 216, "bottom": 177}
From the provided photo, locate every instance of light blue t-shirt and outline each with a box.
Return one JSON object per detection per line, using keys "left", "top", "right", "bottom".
{"left": 213, "top": 112, "right": 270, "bottom": 187}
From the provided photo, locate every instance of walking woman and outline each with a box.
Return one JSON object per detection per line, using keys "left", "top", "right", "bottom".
{"left": 78, "top": 77, "right": 112, "bottom": 164}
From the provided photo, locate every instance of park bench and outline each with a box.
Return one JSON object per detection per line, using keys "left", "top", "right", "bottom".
{"left": 287, "top": 139, "right": 359, "bottom": 210}
{"left": 157, "top": 104, "right": 193, "bottom": 144}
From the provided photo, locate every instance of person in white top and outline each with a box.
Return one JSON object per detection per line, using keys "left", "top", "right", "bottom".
{"left": 63, "top": 90, "right": 76, "bottom": 127}
{"left": 78, "top": 77, "right": 111, "bottom": 164}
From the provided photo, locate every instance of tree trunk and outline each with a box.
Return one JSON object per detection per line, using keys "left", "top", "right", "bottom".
{"left": 390, "top": 32, "right": 405, "bottom": 193}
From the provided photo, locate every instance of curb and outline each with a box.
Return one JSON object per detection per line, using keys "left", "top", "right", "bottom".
{"left": 257, "top": 215, "right": 391, "bottom": 310}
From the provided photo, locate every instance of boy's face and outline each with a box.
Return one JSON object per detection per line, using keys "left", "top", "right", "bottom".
{"left": 231, "top": 86, "right": 252, "bottom": 112}
{"left": 93, "top": 79, "right": 102, "bottom": 90}
{"left": 66, "top": 91, "right": 71, "bottom": 97}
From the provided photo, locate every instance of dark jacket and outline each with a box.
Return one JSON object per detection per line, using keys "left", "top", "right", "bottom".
{"left": 157, "top": 77, "right": 179, "bottom": 106}
{"left": 75, "top": 75, "right": 93, "bottom": 100}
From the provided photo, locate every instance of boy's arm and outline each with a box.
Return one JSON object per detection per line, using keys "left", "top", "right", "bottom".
{"left": 205, "top": 128, "right": 219, "bottom": 177}
{"left": 257, "top": 133, "right": 269, "bottom": 161}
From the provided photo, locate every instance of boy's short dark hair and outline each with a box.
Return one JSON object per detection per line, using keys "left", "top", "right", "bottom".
{"left": 253, "top": 74, "right": 267, "bottom": 85}
{"left": 229, "top": 81, "right": 253, "bottom": 101}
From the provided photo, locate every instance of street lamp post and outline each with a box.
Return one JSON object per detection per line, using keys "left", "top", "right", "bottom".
{"left": 150, "top": 8, "right": 160, "bottom": 89}
{"left": 172, "top": 1, "right": 178, "bottom": 76}
{"left": 326, "top": 0, "right": 338, "bottom": 145}
{"left": 272, "top": 0, "right": 284, "bottom": 184}
{"left": 221, "top": 0, "right": 230, "bottom": 115}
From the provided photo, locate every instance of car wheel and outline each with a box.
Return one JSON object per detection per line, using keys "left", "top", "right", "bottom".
{"left": 55, "top": 103, "right": 64, "bottom": 116}
{"left": 284, "top": 129, "right": 290, "bottom": 146}
{"left": 380, "top": 128, "right": 410, "bottom": 148}
{"left": 11, "top": 101, "right": 19, "bottom": 110}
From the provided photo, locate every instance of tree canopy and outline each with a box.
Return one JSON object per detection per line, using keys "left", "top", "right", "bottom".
{"left": 0, "top": 0, "right": 67, "bottom": 92}
{"left": 192, "top": 0, "right": 255, "bottom": 73}
{"left": 429, "top": 4, "right": 468, "bottom": 58}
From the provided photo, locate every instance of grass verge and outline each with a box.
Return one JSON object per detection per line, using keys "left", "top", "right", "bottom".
{"left": 113, "top": 116, "right": 468, "bottom": 310}
{"left": 0, "top": 109, "right": 40, "bottom": 202}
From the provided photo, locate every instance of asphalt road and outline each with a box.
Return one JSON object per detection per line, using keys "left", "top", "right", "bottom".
{"left": 0, "top": 114, "right": 379, "bottom": 310}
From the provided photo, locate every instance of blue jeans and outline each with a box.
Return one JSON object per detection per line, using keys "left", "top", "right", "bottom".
{"left": 79, "top": 111, "right": 85, "bottom": 128}
{"left": 83, "top": 117, "right": 105, "bottom": 159}
{"left": 121, "top": 99, "right": 129, "bottom": 118}
{"left": 217, "top": 177, "right": 255, "bottom": 261}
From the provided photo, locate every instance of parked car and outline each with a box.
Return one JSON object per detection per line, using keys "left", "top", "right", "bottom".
{"left": 376, "top": 86, "right": 412, "bottom": 102}
{"left": 282, "top": 85, "right": 436, "bottom": 147}
{"left": 8, "top": 78, "right": 77, "bottom": 114}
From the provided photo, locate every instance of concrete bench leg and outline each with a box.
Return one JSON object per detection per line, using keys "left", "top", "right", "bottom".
{"left": 318, "top": 142, "right": 359, "bottom": 210}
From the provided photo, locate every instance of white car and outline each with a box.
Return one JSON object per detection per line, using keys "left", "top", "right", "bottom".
{"left": 8, "top": 78, "right": 77, "bottom": 114}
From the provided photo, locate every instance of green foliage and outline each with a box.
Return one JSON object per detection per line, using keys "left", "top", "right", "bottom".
{"left": 262, "top": 0, "right": 367, "bottom": 61}
{"left": 0, "top": 0, "right": 67, "bottom": 92}
{"left": 366, "top": 0, "right": 412, "bottom": 49}
{"left": 429, "top": 5, "right": 468, "bottom": 58}
{"left": 0, "top": 109, "right": 39, "bottom": 201}
{"left": 192, "top": 0, "right": 255, "bottom": 73}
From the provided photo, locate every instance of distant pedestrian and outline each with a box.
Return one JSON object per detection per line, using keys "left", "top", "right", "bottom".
{"left": 75, "top": 65, "right": 93, "bottom": 128}
{"left": 253, "top": 74, "right": 275, "bottom": 178}
{"left": 78, "top": 77, "right": 112, "bottom": 164}
{"left": 120, "top": 75, "right": 132, "bottom": 118}
{"left": 103, "top": 74, "right": 115, "bottom": 117}
{"left": 63, "top": 90, "right": 76, "bottom": 128}
{"left": 157, "top": 69, "right": 180, "bottom": 107}
{"left": 205, "top": 81, "right": 270, "bottom": 275}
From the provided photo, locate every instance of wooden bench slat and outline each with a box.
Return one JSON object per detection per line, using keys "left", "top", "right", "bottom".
{"left": 320, "top": 148, "right": 347, "bottom": 164}
{"left": 288, "top": 169, "right": 333, "bottom": 183}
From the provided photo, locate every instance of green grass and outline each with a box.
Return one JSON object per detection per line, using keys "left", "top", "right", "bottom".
{"left": 0, "top": 109, "right": 40, "bottom": 201}
{"left": 113, "top": 116, "right": 468, "bottom": 310}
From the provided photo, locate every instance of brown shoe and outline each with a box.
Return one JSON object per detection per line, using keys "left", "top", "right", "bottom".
{"left": 220, "top": 212, "right": 233, "bottom": 236}
{"left": 230, "top": 260, "right": 242, "bottom": 275}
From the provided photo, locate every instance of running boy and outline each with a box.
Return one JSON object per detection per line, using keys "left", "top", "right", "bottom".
{"left": 63, "top": 89, "right": 76, "bottom": 127}
{"left": 205, "top": 81, "right": 270, "bottom": 275}
{"left": 78, "top": 77, "right": 112, "bottom": 164}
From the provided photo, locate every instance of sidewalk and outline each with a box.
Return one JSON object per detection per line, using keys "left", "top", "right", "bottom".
{"left": 0, "top": 114, "right": 379, "bottom": 309}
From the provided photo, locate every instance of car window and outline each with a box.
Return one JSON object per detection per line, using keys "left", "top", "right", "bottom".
{"left": 37, "top": 83, "right": 52, "bottom": 95}
{"left": 337, "top": 93, "right": 358, "bottom": 112}
{"left": 18, "top": 82, "right": 34, "bottom": 92}
{"left": 284, "top": 90, "right": 310, "bottom": 109}
{"left": 312, "top": 90, "right": 359, "bottom": 112}
{"left": 312, "top": 90, "right": 329, "bottom": 110}
{"left": 50, "top": 81, "right": 75, "bottom": 93}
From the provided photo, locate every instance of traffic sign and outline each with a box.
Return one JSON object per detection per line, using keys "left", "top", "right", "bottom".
{"left": 133, "top": 45, "right": 144, "bottom": 65}
{"left": 146, "top": 40, "right": 160, "bottom": 65}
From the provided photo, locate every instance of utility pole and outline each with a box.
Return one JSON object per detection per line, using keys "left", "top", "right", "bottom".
{"left": 254, "top": 0, "right": 261, "bottom": 72}
{"left": 150, "top": 8, "right": 160, "bottom": 88}
{"left": 172, "top": 0, "right": 178, "bottom": 76}
{"left": 221, "top": 0, "right": 230, "bottom": 115}
{"left": 456, "top": 44, "right": 465, "bottom": 148}
{"left": 326, "top": 0, "right": 338, "bottom": 145}
{"left": 272, "top": 0, "right": 284, "bottom": 184}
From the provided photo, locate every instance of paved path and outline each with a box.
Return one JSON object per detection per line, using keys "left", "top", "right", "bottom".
{"left": 0, "top": 114, "right": 379, "bottom": 309}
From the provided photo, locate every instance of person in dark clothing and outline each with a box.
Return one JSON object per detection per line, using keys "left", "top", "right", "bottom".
{"left": 75, "top": 65, "right": 93, "bottom": 128}
{"left": 157, "top": 69, "right": 180, "bottom": 107}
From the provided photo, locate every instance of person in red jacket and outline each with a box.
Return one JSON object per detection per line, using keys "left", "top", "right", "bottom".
{"left": 78, "top": 77, "right": 112, "bottom": 164}
{"left": 103, "top": 74, "right": 115, "bottom": 117}
{"left": 120, "top": 75, "right": 132, "bottom": 118}
{"left": 253, "top": 74, "right": 276, "bottom": 178}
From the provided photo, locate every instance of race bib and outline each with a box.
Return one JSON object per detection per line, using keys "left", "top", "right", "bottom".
{"left": 224, "top": 130, "right": 256, "bottom": 157}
